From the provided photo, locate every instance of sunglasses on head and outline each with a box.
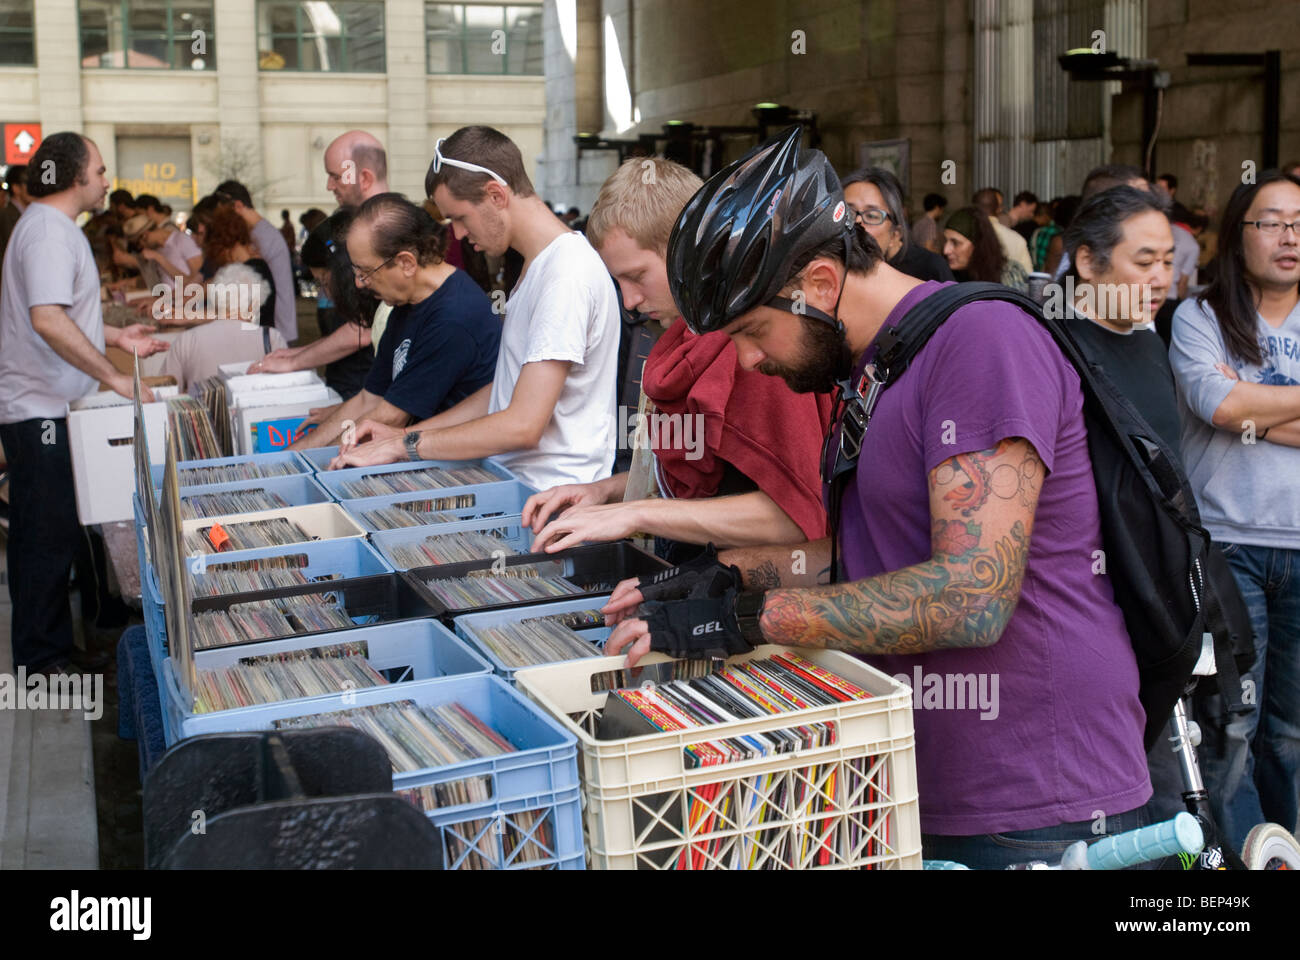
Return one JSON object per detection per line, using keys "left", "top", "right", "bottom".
{"left": 432, "top": 138, "right": 508, "bottom": 187}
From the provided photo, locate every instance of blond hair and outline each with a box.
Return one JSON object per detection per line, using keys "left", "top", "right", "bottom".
{"left": 585, "top": 157, "right": 703, "bottom": 255}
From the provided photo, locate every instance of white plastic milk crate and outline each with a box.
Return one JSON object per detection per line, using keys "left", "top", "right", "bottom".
{"left": 515, "top": 646, "right": 921, "bottom": 870}
{"left": 67, "top": 385, "right": 178, "bottom": 525}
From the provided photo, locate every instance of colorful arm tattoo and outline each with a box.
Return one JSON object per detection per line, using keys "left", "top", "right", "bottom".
{"left": 757, "top": 438, "right": 1043, "bottom": 654}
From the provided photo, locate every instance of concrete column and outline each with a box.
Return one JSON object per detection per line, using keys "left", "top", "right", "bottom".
{"left": 214, "top": 0, "right": 263, "bottom": 198}
{"left": 33, "top": 0, "right": 84, "bottom": 135}
{"left": 601, "top": 0, "right": 636, "bottom": 136}
{"left": 385, "top": 0, "right": 430, "bottom": 199}
{"left": 539, "top": 0, "right": 615, "bottom": 213}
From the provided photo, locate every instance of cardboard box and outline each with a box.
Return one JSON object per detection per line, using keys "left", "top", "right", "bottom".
{"left": 232, "top": 390, "right": 339, "bottom": 455}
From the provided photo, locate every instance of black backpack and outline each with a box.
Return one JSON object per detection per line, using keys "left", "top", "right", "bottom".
{"left": 830, "top": 282, "right": 1255, "bottom": 751}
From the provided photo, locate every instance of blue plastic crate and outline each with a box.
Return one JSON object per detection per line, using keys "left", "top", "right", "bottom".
{"left": 142, "top": 565, "right": 168, "bottom": 691}
{"left": 132, "top": 492, "right": 154, "bottom": 595}
{"left": 296, "top": 445, "right": 339, "bottom": 472}
{"left": 145, "top": 527, "right": 395, "bottom": 614}
{"left": 370, "top": 515, "right": 534, "bottom": 569}
{"left": 166, "top": 673, "right": 580, "bottom": 804}
{"left": 421, "top": 786, "right": 585, "bottom": 870}
{"left": 150, "top": 450, "right": 310, "bottom": 489}
{"left": 160, "top": 618, "right": 493, "bottom": 742}
{"left": 157, "top": 473, "right": 334, "bottom": 518}
{"left": 454, "top": 596, "right": 613, "bottom": 685}
{"left": 316, "top": 457, "right": 517, "bottom": 502}
{"left": 341, "top": 480, "right": 538, "bottom": 533}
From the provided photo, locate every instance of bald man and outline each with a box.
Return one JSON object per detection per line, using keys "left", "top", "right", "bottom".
{"left": 324, "top": 130, "right": 389, "bottom": 207}
{"left": 248, "top": 130, "right": 393, "bottom": 384}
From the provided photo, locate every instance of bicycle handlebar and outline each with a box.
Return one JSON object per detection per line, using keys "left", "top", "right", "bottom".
{"left": 1081, "top": 812, "right": 1204, "bottom": 870}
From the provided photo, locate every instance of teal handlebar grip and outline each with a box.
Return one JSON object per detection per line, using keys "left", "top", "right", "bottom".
{"left": 1086, "top": 812, "right": 1204, "bottom": 870}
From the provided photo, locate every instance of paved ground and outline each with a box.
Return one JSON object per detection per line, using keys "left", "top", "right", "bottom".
{"left": 0, "top": 549, "right": 104, "bottom": 869}
{"left": 0, "top": 298, "right": 323, "bottom": 871}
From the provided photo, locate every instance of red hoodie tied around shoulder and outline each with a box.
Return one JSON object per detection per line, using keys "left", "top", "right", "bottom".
{"left": 640, "top": 320, "right": 833, "bottom": 540}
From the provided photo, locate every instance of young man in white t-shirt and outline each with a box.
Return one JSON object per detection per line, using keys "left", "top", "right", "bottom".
{"left": 331, "top": 126, "right": 620, "bottom": 491}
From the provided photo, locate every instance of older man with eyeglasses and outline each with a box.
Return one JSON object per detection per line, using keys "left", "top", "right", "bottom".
{"left": 330, "top": 126, "right": 622, "bottom": 494}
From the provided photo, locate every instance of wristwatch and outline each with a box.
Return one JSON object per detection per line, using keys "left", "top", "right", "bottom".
{"left": 404, "top": 431, "right": 422, "bottom": 461}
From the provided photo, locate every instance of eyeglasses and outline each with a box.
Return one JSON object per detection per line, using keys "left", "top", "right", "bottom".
{"left": 431, "top": 137, "right": 508, "bottom": 187}
{"left": 353, "top": 254, "right": 395, "bottom": 285}
{"left": 853, "top": 207, "right": 894, "bottom": 228}
{"left": 1243, "top": 220, "right": 1300, "bottom": 237}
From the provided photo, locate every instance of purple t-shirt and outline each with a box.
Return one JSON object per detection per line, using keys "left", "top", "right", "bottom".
{"left": 836, "top": 281, "right": 1150, "bottom": 835}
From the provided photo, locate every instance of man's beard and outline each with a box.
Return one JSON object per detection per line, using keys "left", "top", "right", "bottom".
{"left": 757, "top": 315, "right": 852, "bottom": 393}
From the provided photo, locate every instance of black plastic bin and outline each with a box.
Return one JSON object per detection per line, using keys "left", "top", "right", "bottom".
{"left": 399, "top": 541, "right": 669, "bottom": 621}
{"left": 179, "top": 573, "right": 432, "bottom": 653}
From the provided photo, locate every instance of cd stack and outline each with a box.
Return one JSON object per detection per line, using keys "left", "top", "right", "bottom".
{"left": 418, "top": 567, "right": 584, "bottom": 608}
{"left": 360, "top": 493, "right": 481, "bottom": 530}
{"left": 274, "top": 699, "right": 516, "bottom": 773}
{"left": 192, "top": 595, "right": 355, "bottom": 649}
{"left": 188, "top": 554, "right": 315, "bottom": 596}
{"left": 385, "top": 528, "right": 517, "bottom": 567}
{"left": 180, "top": 487, "right": 289, "bottom": 520}
{"left": 178, "top": 460, "right": 299, "bottom": 486}
{"left": 184, "top": 516, "right": 310, "bottom": 554}
{"left": 193, "top": 640, "right": 387, "bottom": 712}
{"left": 338, "top": 464, "right": 502, "bottom": 499}
{"left": 463, "top": 610, "right": 605, "bottom": 669}
{"left": 166, "top": 395, "right": 223, "bottom": 461}
{"left": 192, "top": 377, "right": 233, "bottom": 456}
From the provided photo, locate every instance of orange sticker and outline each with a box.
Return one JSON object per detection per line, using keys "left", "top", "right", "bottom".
{"left": 207, "top": 523, "right": 231, "bottom": 552}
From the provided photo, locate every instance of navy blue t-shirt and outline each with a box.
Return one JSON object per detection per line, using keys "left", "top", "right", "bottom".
{"left": 364, "top": 269, "right": 501, "bottom": 419}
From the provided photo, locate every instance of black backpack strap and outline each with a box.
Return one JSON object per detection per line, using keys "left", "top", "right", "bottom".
{"left": 873, "top": 282, "right": 1045, "bottom": 388}
{"left": 826, "top": 282, "right": 1041, "bottom": 581}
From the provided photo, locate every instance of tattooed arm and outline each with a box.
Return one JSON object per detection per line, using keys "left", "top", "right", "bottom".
{"left": 717, "top": 538, "right": 832, "bottom": 589}
{"left": 756, "top": 437, "right": 1042, "bottom": 654}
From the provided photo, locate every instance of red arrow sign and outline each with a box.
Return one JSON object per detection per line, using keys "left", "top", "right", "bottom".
{"left": 5, "top": 124, "right": 41, "bottom": 165}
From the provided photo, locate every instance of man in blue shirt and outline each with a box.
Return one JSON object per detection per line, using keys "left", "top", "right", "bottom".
{"left": 292, "top": 193, "right": 500, "bottom": 451}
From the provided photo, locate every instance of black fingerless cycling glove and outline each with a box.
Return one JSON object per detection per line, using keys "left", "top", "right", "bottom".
{"left": 641, "top": 585, "right": 767, "bottom": 661}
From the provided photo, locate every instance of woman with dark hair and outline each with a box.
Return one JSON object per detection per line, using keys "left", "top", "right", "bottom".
{"left": 246, "top": 209, "right": 378, "bottom": 399}
{"left": 942, "top": 206, "right": 1028, "bottom": 291}
{"left": 1168, "top": 168, "right": 1300, "bottom": 852}
{"left": 840, "top": 168, "right": 953, "bottom": 282}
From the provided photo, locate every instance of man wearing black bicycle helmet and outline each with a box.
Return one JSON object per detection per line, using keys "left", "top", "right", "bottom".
{"left": 604, "top": 126, "right": 1152, "bottom": 869}
{"left": 667, "top": 126, "right": 854, "bottom": 340}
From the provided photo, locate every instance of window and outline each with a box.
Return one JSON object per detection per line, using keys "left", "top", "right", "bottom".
{"left": 79, "top": 1, "right": 215, "bottom": 70}
{"left": 257, "top": 1, "right": 385, "bottom": 72}
{"left": 0, "top": 0, "right": 35, "bottom": 66}
{"left": 425, "top": 3, "right": 542, "bottom": 75}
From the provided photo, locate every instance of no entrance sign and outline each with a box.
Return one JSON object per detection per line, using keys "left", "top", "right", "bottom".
{"left": 4, "top": 123, "right": 42, "bottom": 165}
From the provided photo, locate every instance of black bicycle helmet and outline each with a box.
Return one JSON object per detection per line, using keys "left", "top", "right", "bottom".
{"left": 666, "top": 125, "right": 852, "bottom": 336}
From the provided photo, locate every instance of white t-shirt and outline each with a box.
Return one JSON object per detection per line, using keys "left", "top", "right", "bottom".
{"left": 0, "top": 202, "right": 105, "bottom": 423}
{"left": 488, "top": 232, "right": 620, "bottom": 490}
{"left": 162, "top": 227, "right": 202, "bottom": 274}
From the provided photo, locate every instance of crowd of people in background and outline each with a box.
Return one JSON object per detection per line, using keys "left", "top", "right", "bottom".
{"left": 1, "top": 121, "right": 1298, "bottom": 865}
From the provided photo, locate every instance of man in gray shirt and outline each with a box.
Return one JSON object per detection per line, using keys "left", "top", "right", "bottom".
{"left": 0, "top": 132, "right": 166, "bottom": 672}
{"left": 214, "top": 179, "right": 296, "bottom": 342}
